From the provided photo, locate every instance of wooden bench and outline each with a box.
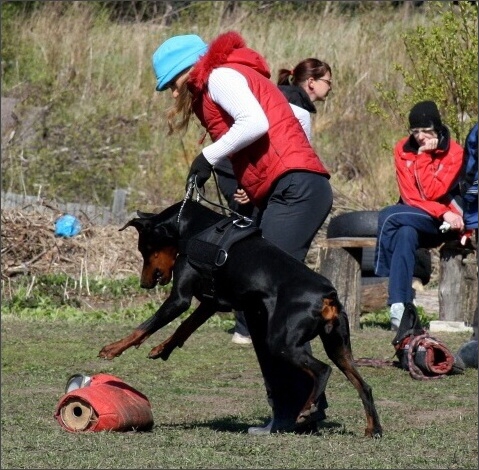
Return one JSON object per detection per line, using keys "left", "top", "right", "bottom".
{"left": 312, "top": 237, "right": 377, "bottom": 330}
{"left": 313, "top": 235, "right": 478, "bottom": 331}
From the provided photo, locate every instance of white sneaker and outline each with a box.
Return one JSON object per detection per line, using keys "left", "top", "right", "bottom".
{"left": 390, "top": 303, "right": 405, "bottom": 331}
{"left": 231, "top": 332, "right": 252, "bottom": 345}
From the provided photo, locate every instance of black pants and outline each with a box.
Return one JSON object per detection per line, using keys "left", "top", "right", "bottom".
{"left": 254, "top": 171, "right": 333, "bottom": 419}
{"left": 216, "top": 168, "right": 256, "bottom": 337}
{"left": 219, "top": 169, "right": 333, "bottom": 421}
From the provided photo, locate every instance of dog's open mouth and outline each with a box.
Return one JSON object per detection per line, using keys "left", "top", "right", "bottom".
{"left": 155, "top": 268, "right": 173, "bottom": 286}
{"left": 149, "top": 269, "right": 164, "bottom": 287}
{"left": 156, "top": 269, "right": 169, "bottom": 286}
{"left": 141, "top": 269, "right": 163, "bottom": 289}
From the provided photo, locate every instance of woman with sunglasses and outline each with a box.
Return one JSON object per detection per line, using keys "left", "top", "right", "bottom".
{"left": 276, "top": 58, "right": 332, "bottom": 141}
{"left": 230, "top": 58, "right": 333, "bottom": 345}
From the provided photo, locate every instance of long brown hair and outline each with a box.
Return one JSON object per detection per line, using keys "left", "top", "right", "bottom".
{"left": 277, "top": 58, "right": 331, "bottom": 87}
{"left": 166, "top": 69, "right": 194, "bottom": 135}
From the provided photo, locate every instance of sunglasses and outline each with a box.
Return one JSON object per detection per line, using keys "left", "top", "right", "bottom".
{"left": 318, "top": 78, "right": 332, "bottom": 87}
{"left": 408, "top": 127, "right": 436, "bottom": 137}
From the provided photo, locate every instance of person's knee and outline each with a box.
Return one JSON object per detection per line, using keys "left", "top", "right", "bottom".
{"left": 378, "top": 206, "right": 397, "bottom": 226}
{"left": 396, "top": 225, "right": 418, "bottom": 245}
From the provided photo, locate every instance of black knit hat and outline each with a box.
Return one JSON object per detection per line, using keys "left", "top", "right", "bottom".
{"left": 408, "top": 100, "right": 443, "bottom": 130}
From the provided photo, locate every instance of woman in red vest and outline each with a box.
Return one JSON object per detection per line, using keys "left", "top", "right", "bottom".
{"left": 152, "top": 31, "right": 332, "bottom": 434}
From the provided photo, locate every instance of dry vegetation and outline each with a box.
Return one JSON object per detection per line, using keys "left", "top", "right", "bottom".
{"left": 0, "top": 189, "right": 350, "bottom": 282}
{"left": 1, "top": 206, "right": 141, "bottom": 280}
{"left": 2, "top": 1, "right": 438, "bottom": 210}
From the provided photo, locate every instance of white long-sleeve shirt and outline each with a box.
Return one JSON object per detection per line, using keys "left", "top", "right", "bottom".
{"left": 290, "top": 104, "right": 311, "bottom": 142}
{"left": 202, "top": 67, "right": 311, "bottom": 169}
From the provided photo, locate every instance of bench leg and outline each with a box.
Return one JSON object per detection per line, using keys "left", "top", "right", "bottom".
{"left": 316, "top": 247, "right": 362, "bottom": 330}
{"left": 439, "top": 243, "right": 478, "bottom": 325}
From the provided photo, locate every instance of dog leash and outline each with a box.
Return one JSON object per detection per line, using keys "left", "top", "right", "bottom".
{"left": 178, "top": 175, "right": 254, "bottom": 228}
{"left": 177, "top": 177, "right": 198, "bottom": 223}
{"left": 211, "top": 171, "right": 227, "bottom": 217}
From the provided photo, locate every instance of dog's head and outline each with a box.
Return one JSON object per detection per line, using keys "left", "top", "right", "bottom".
{"left": 120, "top": 212, "right": 178, "bottom": 289}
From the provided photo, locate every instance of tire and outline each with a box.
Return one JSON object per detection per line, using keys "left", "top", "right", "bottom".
{"left": 327, "top": 211, "right": 379, "bottom": 238}
{"left": 361, "top": 246, "right": 377, "bottom": 275}
{"left": 327, "top": 210, "right": 432, "bottom": 284}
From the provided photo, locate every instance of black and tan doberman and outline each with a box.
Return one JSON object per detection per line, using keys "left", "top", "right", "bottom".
{"left": 99, "top": 199, "right": 382, "bottom": 437}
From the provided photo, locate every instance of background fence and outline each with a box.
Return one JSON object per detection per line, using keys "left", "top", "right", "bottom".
{"left": 1, "top": 189, "right": 133, "bottom": 226}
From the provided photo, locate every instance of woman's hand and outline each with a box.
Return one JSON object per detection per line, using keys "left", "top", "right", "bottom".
{"left": 233, "top": 188, "right": 251, "bottom": 205}
{"left": 186, "top": 152, "right": 212, "bottom": 189}
{"left": 442, "top": 211, "right": 464, "bottom": 231}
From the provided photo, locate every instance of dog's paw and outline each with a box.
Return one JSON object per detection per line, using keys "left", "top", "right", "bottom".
{"left": 98, "top": 343, "right": 124, "bottom": 360}
{"left": 364, "top": 427, "right": 383, "bottom": 438}
{"left": 98, "top": 349, "right": 118, "bottom": 360}
{"left": 149, "top": 338, "right": 184, "bottom": 360}
{"left": 297, "top": 402, "right": 320, "bottom": 425}
{"left": 148, "top": 344, "right": 169, "bottom": 360}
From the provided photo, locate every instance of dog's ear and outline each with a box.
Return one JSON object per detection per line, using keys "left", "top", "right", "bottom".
{"left": 154, "top": 223, "right": 175, "bottom": 240}
{"left": 119, "top": 218, "right": 150, "bottom": 233}
{"left": 119, "top": 210, "right": 159, "bottom": 232}
{"left": 137, "top": 210, "right": 158, "bottom": 219}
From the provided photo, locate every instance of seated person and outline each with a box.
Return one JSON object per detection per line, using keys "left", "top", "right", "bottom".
{"left": 374, "top": 101, "right": 464, "bottom": 330}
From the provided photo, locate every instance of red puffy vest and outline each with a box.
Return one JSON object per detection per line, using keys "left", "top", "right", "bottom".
{"left": 189, "top": 31, "right": 329, "bottom": 207}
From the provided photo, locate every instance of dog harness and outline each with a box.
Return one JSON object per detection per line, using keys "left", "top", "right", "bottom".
{"left": 181, "top": 217, "right": 261, "bottom": 300}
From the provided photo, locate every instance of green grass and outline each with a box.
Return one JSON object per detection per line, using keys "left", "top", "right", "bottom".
{"left": 361, "top": 305, "right": 439, "bottom": 330}
{"left": 1, "top": 274, "right": 171, "bottom": 323}
{"left": 2, "top": 311, "right": 477, "bottom": 469}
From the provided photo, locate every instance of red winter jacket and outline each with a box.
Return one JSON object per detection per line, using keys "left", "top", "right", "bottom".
{"left": 395, "top": 128, "right": 464, "bottom": 219}
{"left": 188, "top": 31, "right": 329, "bottom": 207}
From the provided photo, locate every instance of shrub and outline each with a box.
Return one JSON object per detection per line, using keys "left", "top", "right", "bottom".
{"left": 368, "top": 1, "right": 478, "bottom": 144}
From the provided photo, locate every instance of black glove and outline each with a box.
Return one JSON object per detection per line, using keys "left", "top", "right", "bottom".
{"left": 186, "top": 152, "right": 213, "bottom": 189}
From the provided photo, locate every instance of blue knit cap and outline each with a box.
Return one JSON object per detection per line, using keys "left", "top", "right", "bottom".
{"left": 152, "top": 34, "right": 208, "bottom": 91}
